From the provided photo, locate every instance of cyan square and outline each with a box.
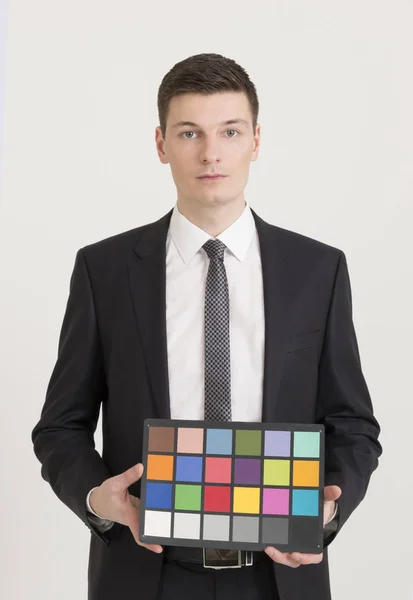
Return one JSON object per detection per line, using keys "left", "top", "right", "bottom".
{"left": 293, "top": 432, "right": 320, "bottom": 458}
{"left": 292, "top": 489, "right": 319, "bottom": 516}
{"left": 206, "top": 429, "right": 233, "bottom": 455}
{"left": 176, "top": 456, "right": 203, "bottom": 482}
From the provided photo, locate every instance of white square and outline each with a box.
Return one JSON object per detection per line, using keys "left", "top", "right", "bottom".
{"left": 173, "top": 512, "right": 201, "bottom": 540}
{"left": 144, "top": 510, "right": 171, "bottom": 538}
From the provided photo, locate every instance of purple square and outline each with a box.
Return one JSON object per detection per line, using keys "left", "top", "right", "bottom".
{"left": 263, "top": 488, "right": 290, "bottom": 515}
{"left": 234, "top": 458, "right": 261, "bottom": 485}
{"left": 264, "top": 431, "right": 291, "bottom": 457}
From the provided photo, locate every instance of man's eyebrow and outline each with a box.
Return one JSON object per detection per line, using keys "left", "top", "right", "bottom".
{"left": 171, "top": 118, "right": 249, "bottom": 129}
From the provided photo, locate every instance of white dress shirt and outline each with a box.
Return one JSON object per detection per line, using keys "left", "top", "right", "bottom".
{"left": 86, "top": 201, "right": 337, "bottom": 527}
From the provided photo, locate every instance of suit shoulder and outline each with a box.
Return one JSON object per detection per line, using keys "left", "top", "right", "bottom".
{"left": 270, "top": 222, "right": 343, "bottom": 259}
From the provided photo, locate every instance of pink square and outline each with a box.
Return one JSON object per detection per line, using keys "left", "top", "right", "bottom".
{"left": 205, "top": 458, "right": 232, "bottom": 483}
{"left": 263, "top": 488, "right": 290, "bottom": 515}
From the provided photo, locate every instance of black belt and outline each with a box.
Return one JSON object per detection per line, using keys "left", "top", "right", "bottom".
{"left": 164, "top": 546, "right": 269, "bottom": 569}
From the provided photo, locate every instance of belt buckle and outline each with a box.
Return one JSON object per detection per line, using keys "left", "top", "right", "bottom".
{"left": 203, "top": 548, "right": 252, "bottom": 569}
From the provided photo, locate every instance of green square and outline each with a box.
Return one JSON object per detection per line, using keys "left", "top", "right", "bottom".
{"left": 235, "top": 430, "right": 262, "bottom": 456}
{"left": 293, "top": 432, "right": 320, "bottom": 458}
{"left": 175, "top": 484, "right": 202, "bottom": 511}
{"left": 263, "top": 459, "right": 290, "bottom": 485}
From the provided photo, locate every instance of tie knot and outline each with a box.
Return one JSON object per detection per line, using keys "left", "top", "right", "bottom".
{"left": 202, "top": 238, "right": 227, "bottom": 261}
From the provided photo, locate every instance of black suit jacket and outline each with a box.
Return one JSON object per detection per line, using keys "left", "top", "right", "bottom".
{"left": 31, "top": 207, "right": 382, "bottom": 600}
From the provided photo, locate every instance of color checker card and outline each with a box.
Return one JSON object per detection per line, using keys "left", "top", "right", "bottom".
{"left": 139, "top": 419, "right": 325, "bottom": 553}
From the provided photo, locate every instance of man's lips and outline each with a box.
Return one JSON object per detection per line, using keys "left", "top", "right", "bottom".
{"left": 197, "top": 174, "right": 227, "bottom": 179}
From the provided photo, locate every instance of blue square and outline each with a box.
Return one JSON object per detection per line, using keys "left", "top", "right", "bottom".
{"left": 145, "top": 482, "right": 173, "bottom": 510}
{"left": 176, "top": 456, "right": 203, "bottom": 482}
{"left": 206, "top": 429, "right": 233, "bottom": 455}
{"left": 292, "top": 489, "right": 319, "bottom": 516}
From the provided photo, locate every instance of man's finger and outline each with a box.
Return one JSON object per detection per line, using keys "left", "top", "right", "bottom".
{"left": 324, "top": 485, "right": 342, "bottom": 502}
{"left": 290, "top": 552, "right": 323, "bottom": 565}
{"left": 265, "top": 546, "right": 301, "bottom": 568}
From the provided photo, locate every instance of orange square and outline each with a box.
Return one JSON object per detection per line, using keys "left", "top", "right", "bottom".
{"left": 292, "top": 460, "right": 319, "bottom": 487}
{"left": 147, "top": 454, "right": 174, "bottom": 481}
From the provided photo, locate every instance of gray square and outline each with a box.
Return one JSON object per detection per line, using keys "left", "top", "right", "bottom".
{"left": 261, "top": 517, "right": 289, "bottom": 545}
{"left": 232, "top": 516, "right": 259, "bottom": 543}
{"left": 202, "top": 515, "right": 230, "bottom": 541}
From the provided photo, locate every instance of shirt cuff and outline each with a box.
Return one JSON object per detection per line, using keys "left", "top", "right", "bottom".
{"left": 325, "top": 501, "right": 338, "bottom": 525}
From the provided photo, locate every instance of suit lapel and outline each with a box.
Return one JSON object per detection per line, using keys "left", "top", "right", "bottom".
{"left": 128, "top": 207, "right": 292, "bottom": 422}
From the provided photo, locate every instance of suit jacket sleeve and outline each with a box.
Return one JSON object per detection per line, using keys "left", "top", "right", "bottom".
{"left": 31, "top": 248, "right": 113, "bottom": 545}
{"left": 316, "top": 251, "right": 382, "bottom": 548}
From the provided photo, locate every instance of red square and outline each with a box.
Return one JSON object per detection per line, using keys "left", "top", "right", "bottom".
{"left": 204, "top": 486, "right": 231, "bottom": 512}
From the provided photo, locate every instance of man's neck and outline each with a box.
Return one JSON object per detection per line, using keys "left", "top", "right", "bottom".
{"left": 177, "top": 199, "right": 247, "bottom": 237}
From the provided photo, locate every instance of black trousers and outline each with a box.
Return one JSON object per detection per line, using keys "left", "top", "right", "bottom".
{"left": 156, "top": 554, "right": 280, "bottom": 600}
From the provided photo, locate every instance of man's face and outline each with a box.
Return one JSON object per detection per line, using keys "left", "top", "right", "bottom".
{"left": 155, "top": 91, "right": 260, "bottom": 210}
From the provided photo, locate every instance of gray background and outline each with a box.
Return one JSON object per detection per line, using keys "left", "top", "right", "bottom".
{"left": 0, "top": 0, "right": 412, "bottom": 598}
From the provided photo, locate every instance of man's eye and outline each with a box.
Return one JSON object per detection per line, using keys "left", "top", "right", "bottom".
{"left": 180, "top": 129, "right": 239, "bottom": 139}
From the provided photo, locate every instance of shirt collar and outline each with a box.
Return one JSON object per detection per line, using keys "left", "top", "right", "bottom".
{"left": 169, "top": 200, "right": 256, "bottom": 265}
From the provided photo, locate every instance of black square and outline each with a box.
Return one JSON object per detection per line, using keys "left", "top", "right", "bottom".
{"left": 290, "top": 517, "right": 322, "bottom": 553}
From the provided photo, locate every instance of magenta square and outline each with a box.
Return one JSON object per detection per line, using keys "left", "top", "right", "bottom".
{"left": 263, "top": 488, "right": 290, "bottom": 515}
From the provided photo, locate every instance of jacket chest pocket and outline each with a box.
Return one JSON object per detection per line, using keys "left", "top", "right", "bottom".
{"left": 287, "top": 329, "right": 321, "bottom": 353}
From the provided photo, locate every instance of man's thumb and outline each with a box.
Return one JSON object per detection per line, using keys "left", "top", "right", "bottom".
{"left": 324, "top": 485, "right": 342, "bottom": 502}
{"left": 121, "top": 463, "right": 144, "bottom": 488}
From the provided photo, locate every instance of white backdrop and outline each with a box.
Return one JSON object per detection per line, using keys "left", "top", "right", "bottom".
{"left": 0, "top": 1, "right": 412, "bottom": 598}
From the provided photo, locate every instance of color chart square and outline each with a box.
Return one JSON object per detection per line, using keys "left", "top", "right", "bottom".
{"left": 292, "top": 490, "right": 319, "bottom": 516}
{"left": 234, "top": 458, "right": 261, "bottom": 485}
{"left": 145, "top": 482, "right": 173, "bottom": 510}
{"left": 293, "top": 432, "right": 320, "bottom": 458}
{"left": 261, "top": 517, "right": 289, "bottom": 545}
{"left": 203, "top": 514, "right": 230, "bottom": 541}
{"left": 263, "top": 488, "right": 289, "bottom": 515}
{"left": 290, "top": 517, "right": 321, "bottom": 550}
{"left": 176, "top": 456, "right": 203, "bottom": 482}
{"left": 144, "top": 510, "right": 171, "bottom": 538}
{"left": 206, "top": 429, "right": 232, "bottom": 455}
{"left": 177, "top": 427, "right": 204, "bottom": 454}
{"left": 232, "top": 516, "right": 259, "bottom": 543}
{"left": 235, "top": 430, "right": 262, "bottom": 456}
{"left": 147, "top": 454, "right": 174, "bottom": 481}
{"left": 263, "top": 459, "right": 290, "bottom": 486}
{"left": 173, "top": 512, "right": 201, "bottom": 539}
{"left": 204, "top": 485, "right": 231, "bottom": 512}
{"left": 264, "top": 431, "right": 291, "bottom": 457}
{"left": 148, "top": 426, "right": 175, "bottom": 453}
{"left": 205, "top": 457, "right": 232, "bottom": 483}
{"left": 292, "top": 460, "right": 319, "bottom": 487}
{"left": 233, "top": 487, "right": 260, "bottom": 514}
{"left": 175, "top": 484, "right": 202, "bottom": 511}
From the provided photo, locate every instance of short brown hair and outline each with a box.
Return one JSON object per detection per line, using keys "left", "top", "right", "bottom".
{"left": 157, "top": 53, "right": 259, "bottom": 139}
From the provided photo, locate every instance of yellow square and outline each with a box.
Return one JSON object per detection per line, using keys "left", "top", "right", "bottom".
{"left": 293, "top": 460, "right": 319, "bottom": 487}
{"left": 233, "top": 487, "right": 260, "bottom": 514}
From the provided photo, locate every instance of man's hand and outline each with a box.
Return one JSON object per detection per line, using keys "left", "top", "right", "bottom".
{"left": 89, "top": 463, "right": 163, "bottom": 554}
{"left": 264, "top": 485, "right": 342, "bottom": 568}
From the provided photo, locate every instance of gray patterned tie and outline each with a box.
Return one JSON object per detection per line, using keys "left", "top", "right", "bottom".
{"left": 202, "top": 238, "right": 231, "bottom": 421}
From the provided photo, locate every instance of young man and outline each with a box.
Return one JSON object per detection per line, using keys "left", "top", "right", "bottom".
{"left": 32, "top": 53, "right": 382, "bottom": 600}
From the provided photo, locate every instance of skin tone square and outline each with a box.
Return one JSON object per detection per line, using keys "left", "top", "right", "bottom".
{"left": 264, "top": 430, "right": 291, "bottom": 457}
{"left": 143, "top": 510, "right": 171, "bottom": 538}
{"left": 235, "top": 430, "right": 262, "bottom": 456}
{"left": 177, "top": 428, "right": 204, "bottom": 454}
{"left": 148, "top": 426, "right": 175, "bottom": 453}
{"left": 174, "top": 484, "right": 202, "bottom": 511}
{"left": 232, "top": 516, "right": 259, "bottom": 543}
{"left": 292, "top": 460, "right": 320, "bottom": 487}
{"left": 293, "top": 432, "right": 320, "bottom": 458}
{"left": 262, "top": 488, "right": 290, "bottom": 515}
{"left": 204, "top": 485, "right": 231, "bottom": 512}
{"left": 292, "top": 489, "right": 319, "bottom": 516}
{"left": 204, "top": 457, "right": 232, "bottom": 483}
{"left": 233, "top": 487, "right": 260, "bottom": 514}
{"left": 202, "top": 515, "right": 230, "bottom": 541}
{"left": 263, "top": 459, "right": 290, "bottom": 486}
{"left": 175, "top": 456, "right": 203, "bottom": 482}
{"left": 205, "top": 429, "right": 233, "bottom": 455}
{"left": 234, "top": 458, "right": 261, "bottom": 485}
{"left": 146, "top": 454, "right": 174, "bottom": 481}
{"left": 145, "top": 482, "right": 173, "bottom": 510}
{"left": 173, "top": 512, "right": 201, "bottom": 539}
